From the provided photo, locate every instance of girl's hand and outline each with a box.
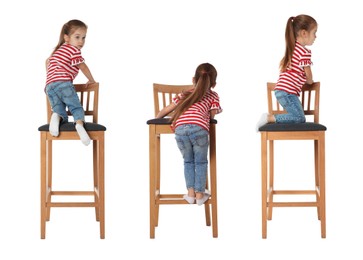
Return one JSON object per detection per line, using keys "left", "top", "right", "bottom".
{"left": 86, "top": 80, "right": 96, "bottom": 88}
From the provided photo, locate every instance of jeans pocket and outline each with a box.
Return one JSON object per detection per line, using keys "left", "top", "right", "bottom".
{"left": 59, "top": 85, "right": 76, "bottom": 98}
{"left": 176, "top": 138, "right": 185, "bottom": 151}
{"left": 194, "top": 133, "right": 209, "bottom": 147}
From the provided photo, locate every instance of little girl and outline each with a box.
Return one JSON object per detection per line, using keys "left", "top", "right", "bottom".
{"left": 257, "top": 14, "right": 317, "bottom": 130}
{"left": 45, "top": 19, "right": 96, "bottom": 145}
{"left": 156, "top": 63, "right": 222, "bottom": 205}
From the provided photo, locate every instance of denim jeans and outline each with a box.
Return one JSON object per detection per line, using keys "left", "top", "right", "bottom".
{"left": 175, "top": 124, "right": 209, "bottom": 193}
{"left": 274, "top": 90, "right": 306, "bottom": 123}
{"left": 46, "top": 81, "right": 85, "bottom": 123}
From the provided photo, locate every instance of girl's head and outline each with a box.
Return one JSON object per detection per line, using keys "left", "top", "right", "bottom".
{"left": 51, "top": 19, "right": 88, "bottom": 55}
{"left": 171, "top": 63, "right": 217, "bottom": 124}
{"left": 280, "top": 14, "right": 317, "bottom": 72}
{"left": 193, "top": 63, "right": 217, "bottom": 89}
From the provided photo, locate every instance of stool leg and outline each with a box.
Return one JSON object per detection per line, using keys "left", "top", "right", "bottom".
{"left": 155, "top": 134, "right": 161, "bottom": 227}
{"left": 261, "top": 133, "right": 268, "bottom": 238}
{"left": 46, "top": 140, "right": 52, "bottom": 221}
{"left": 267, "top": 140, "right": 274, "bottom": 221}
{"left": 210, "top": 176, "right": 218, "bottom": 238}
{"left": 149, "top": 126, "right": 157, "bottom": 238}
{"left": 204, "top": 204, "right": 211, "bottom": 226}
{"left": 40, "top": 133, "right": 47, "bottom": 239}
{"left": 98, "top": 137, "right": 105, "bottom": 239}
{"left": 93, "top": 141, "right": 100, "bottom": 221}
{"left": 318, "top": 135, "right": 326, "bottom": 238}
{"left": 314, "top": 140, "right": 321, "bottom": 220}
{"left": 210, "top": 200, "right": 218, "bottom": 238}
{"left": 209, "top": 124, "right": 218, "bottom": 237}
{"left": 149, "top": 171, "right": 156, "bottom": 239}
{"left": 204, "top": 174, "right": 211, "bottom": 226}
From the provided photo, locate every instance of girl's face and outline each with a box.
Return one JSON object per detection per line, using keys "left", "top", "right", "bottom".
{"left": 64, "top": 27, "right": 87, "bottom": 49}
{"left": 306, "top": 26, "right": 317, "bottom": 46}
{"left": 299, "top": 26, "right": 317, "bottom": 46}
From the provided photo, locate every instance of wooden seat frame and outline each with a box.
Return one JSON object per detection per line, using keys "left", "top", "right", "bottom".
{"left": 40, "top": 83, "right": 105, "bottom": 239}
{"left": 148, "top": 83, "right": 218, "bottom": 238}
{"left": 260, "top": 82, "right": 326, "bottom": 238}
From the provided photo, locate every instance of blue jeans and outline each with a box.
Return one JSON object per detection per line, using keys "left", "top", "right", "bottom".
{"left": 45, "top": 81, "right": 85, "bottom": 123}
{"left": 274, "top": 90, "right": 306, "bottom": 123}
{"left": 175, "top": 124, "right": 209, "bottom": 193}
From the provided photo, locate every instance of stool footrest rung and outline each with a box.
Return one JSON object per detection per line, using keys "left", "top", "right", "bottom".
{"left": 48, "top": 191, "right": 98, "bottom": 207}
{"left": 157, "top": 194, "right": 188, "bottom": 205}
{"left": 269, "top": 190, "right": 320, "bottom": 207}
{"left": 159, "top": 194, "right": 184, "bottom": 199}
{"left": 51, "top": 191, "right": 95, "bottom": 196}
{"left": 273, "top": 190, "right": 317, "bottom": 195}
{"left": 47, "top": 202, "right": 98, "bottom": 207}
{"left": 156, "top": 194, "right": 211, "bottom": 205}
{"left": 269, "top": 201, "right": 319, "bottom": 207}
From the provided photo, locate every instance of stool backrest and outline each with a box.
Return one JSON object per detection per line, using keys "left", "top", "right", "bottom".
{"left": 46, "top": 83, "right": 100, "bottom": 124}
{"left": 153, "top": 83, "right": 193, "bottom": 117}
{"left": 267, "top": 82, "right": 320, "bottom": 123}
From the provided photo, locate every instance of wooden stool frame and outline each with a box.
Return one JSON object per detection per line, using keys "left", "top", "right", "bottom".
{"left": 260, "top": 82, "right": 326, "bottom": 238}
{"left": 148, "top": 83, "right": 218, "bottom": 238}
{"left": 39, "top": 83, "right": 105, "bottom": 239}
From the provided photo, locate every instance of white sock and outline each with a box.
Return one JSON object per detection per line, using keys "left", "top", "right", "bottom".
{"left": 75, "top": 123, "right": 91, "bottom": 146}
{"left": 256, "top": 113, "right": 269, "bottom": 132}
{"left": 196, "top": 193, "right": 210, "bottom": 206}
{"left": 49, "top": 113, "right": 60, "bottom": 136}
{"left": 183, "top": 194, "right": 195, "bottom": 204}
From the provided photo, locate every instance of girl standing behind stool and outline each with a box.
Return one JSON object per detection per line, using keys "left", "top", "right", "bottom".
{"left": 45, "top": 19, "right": 96, "bottom": 145}
{"left": 156, "top": 63, "right": 222, "bottom": 205}
{"left": 257, "top": 14, "right": 318, "bottom": 130}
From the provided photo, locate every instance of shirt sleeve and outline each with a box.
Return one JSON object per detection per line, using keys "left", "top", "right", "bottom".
{"left": 70, "top": 48, "right": 85, "bottom": 66}
{"left": 299, "top": 50, "right": 313, "bottom": 67}
{"left": 210, "top": 92, "right": 223, "bottom": 114}
{"left": 172, "top": 93, "right": 183, "bottom": 105}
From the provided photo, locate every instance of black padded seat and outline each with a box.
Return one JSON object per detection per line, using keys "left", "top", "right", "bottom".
{"left": 147, "top": 118, "right": 217, "bottom": 125}
{"left": 259, "top": 122, "right": 326, "bottom": 132}
{"left": 38, "top": 122, "right": 106, "bottom": 132}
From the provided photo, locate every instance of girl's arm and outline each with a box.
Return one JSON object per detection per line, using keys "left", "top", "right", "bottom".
{"left": 304, "top": 66, "right": 313, "bottom": 84}
{"left": 78, "top": 63, "right": 96, "bottom": 85}
{"left": 210, "top": 109, "right": 218, "bottom": 119}
{"left": 156, "top": 103, "right": 176, "bottom": 118}
{"left": 45, "top": 58, "right": 50, "bottom": 72}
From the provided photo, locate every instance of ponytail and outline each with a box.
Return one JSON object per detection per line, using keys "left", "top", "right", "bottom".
{"left": 171, "top": 63, "right": 217, "bottom": 125}
{"left": 280, "top": 16, "right": 295, "bottom": 72}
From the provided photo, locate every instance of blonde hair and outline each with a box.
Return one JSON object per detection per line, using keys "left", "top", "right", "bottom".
{"left": 280, "top": 15, "right": 317, "bottom": 72}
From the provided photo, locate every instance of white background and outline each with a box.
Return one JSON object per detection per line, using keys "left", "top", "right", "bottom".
{"left": 1, "top": 0, "right": 362, "bottom": 259}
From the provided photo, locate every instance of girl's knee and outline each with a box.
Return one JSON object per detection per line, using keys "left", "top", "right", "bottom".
{"left": 297, "top": 116, "right": 306, "bottom": 123}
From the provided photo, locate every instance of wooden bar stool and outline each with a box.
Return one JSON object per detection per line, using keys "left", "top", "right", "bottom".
{"left": 38, "top": 83, "right": 106, "bottom": 239}
{"left": 259, "top": 82, "right": 326, "bottom": 238}
{"left": 147, "top": 83, "right": 218, "bottom": 238}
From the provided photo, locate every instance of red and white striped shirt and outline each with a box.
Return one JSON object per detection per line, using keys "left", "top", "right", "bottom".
{"left": 45, "top": 43, "right": 84, "bottom": 86}
{"left": 275, "top": 41, "right": 312, "bottom": 96}
{"left": 173, "top": 89, "right": 222, "bottom": 131}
